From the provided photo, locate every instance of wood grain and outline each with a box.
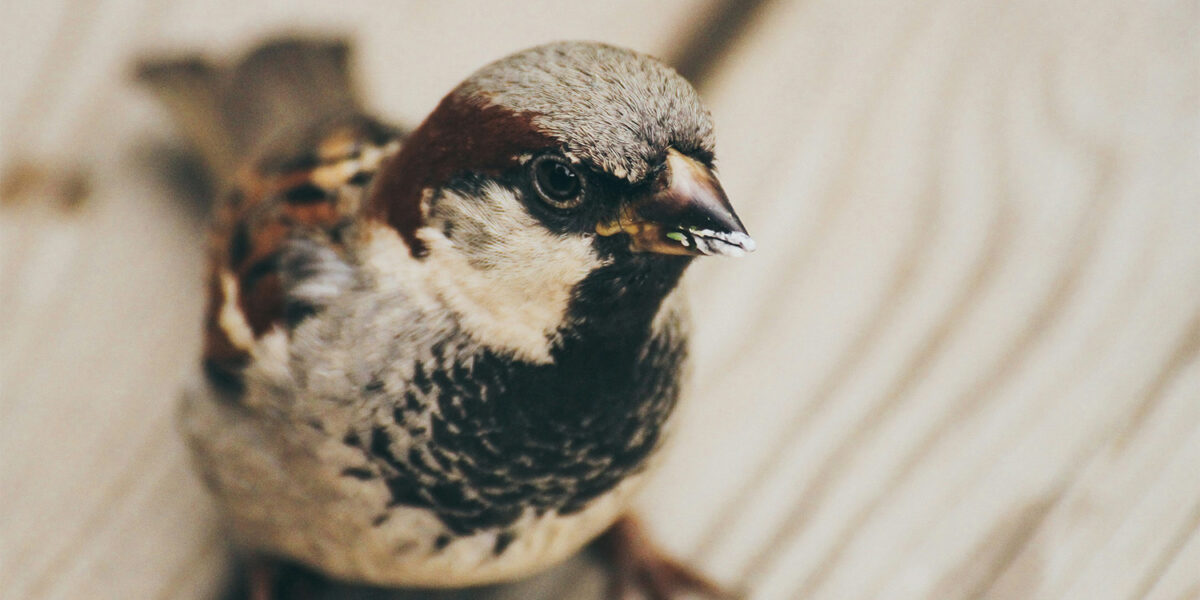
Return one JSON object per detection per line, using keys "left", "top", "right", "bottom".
{"left": 2, "top": 1, "right": 1197, "bottom": 599}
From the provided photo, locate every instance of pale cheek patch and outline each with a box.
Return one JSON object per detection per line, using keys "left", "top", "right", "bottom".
{"left": 417, "top": 184, "right": 607, "bottom": 363}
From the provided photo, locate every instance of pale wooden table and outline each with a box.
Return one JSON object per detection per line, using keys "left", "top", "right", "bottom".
{"left": 2, "top": 1, "right": 1198, "bottom": 599}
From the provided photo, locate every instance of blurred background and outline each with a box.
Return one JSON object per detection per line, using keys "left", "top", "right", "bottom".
{"left": 2, "top": 1, "right": 1198, "bottom": 599}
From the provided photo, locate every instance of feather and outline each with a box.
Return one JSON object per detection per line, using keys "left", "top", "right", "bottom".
{"left": 136, "top": 36, "right": 365, "bottom": 184}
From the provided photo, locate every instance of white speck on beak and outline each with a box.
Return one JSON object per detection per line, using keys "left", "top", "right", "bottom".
{"left": 684, "top": 228, "right": 756, "bottom": 257}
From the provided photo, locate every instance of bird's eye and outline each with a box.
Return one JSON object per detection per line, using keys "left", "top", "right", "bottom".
{"left": 531, "top": 155, "right": 584, "bottom": 209}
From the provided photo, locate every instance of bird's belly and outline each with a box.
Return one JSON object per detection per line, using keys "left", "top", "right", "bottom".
{"left": 222, "top": 461, "right": 645, "bottom": 588}
{"left": 181, "top": 384, "right": 649, "bottom": 587}
{"left": 293, "top": 478, "right": 643, "bottom": 587}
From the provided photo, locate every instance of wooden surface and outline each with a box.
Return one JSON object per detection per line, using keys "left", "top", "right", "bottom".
{"left": 2, "top": 1, "right": 1198, "bottom": 599}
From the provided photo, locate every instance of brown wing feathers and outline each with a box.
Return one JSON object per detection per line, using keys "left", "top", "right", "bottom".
{"left": 139, "top": 39, "right": 403, "bottom": 387}
{"left": 201, "top": 119, "right": 400, "bottom": 385}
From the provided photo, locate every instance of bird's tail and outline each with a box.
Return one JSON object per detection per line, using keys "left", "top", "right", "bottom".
{"left": 136, "top": 36, "right": 364, "bottom": 185}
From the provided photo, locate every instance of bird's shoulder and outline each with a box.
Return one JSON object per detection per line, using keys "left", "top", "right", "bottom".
{"left": 201, "top": 115, "right": 403, "bottom": 387}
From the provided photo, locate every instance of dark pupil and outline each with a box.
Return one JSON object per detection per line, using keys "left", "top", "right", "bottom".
{"left": 539, "top": 161, "right": 579, "bottom": 200}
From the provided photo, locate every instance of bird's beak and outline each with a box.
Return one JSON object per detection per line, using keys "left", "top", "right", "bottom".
{"left": 596, "top": 149, "right": 755, "bottom": 257}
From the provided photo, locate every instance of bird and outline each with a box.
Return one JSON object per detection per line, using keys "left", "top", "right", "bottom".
{"left": 138, "top": 37, "right": 754, "bottom": 600}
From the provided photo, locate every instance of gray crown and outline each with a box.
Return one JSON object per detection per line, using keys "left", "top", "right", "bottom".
{"left": 456, "top": 41, "right": 715, "bottom": 182}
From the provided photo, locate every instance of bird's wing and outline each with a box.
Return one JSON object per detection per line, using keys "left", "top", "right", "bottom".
{"left": 139, "top": 38, "right": 405, "bottom": 388}
{"left": 200, "top": 119, "right": 403, "bottom": 388}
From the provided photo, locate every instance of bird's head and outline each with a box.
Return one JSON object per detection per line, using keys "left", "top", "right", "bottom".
{"left": 367, "top": 42, "right": 753, "bottom": 357}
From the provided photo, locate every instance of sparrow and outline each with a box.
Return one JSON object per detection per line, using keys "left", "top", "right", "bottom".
{"left": 139, "top": 37, "right": 754, "bottom": 599}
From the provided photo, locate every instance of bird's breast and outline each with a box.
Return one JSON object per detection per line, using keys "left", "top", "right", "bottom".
{"left": 350, "top": 322, "right": 687, "bottom": 538}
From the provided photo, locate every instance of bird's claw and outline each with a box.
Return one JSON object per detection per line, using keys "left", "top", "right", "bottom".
{"left": 601, "top": 517, "right": 742, "bottom": 600}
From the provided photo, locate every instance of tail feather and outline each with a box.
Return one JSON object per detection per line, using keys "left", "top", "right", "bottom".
{"left": 136, "top": 37, "right": 364, "bottom": 185}
{"left": 136, "top": 56, "right": 236, "bottom": 181}
{"left": 220, "top": 38, "right": 363, "bottom": 158}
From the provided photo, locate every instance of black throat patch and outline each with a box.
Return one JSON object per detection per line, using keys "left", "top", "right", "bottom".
{"left": 347, "top": 256, "right": 690, "bottom": 544}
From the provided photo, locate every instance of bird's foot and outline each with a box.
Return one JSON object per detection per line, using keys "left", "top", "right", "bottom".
{"left": 232, "top": 556, "right": 325, "bottom": 600}
{"left": 599, "top": 517, "right": 742, "bottom": 600}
